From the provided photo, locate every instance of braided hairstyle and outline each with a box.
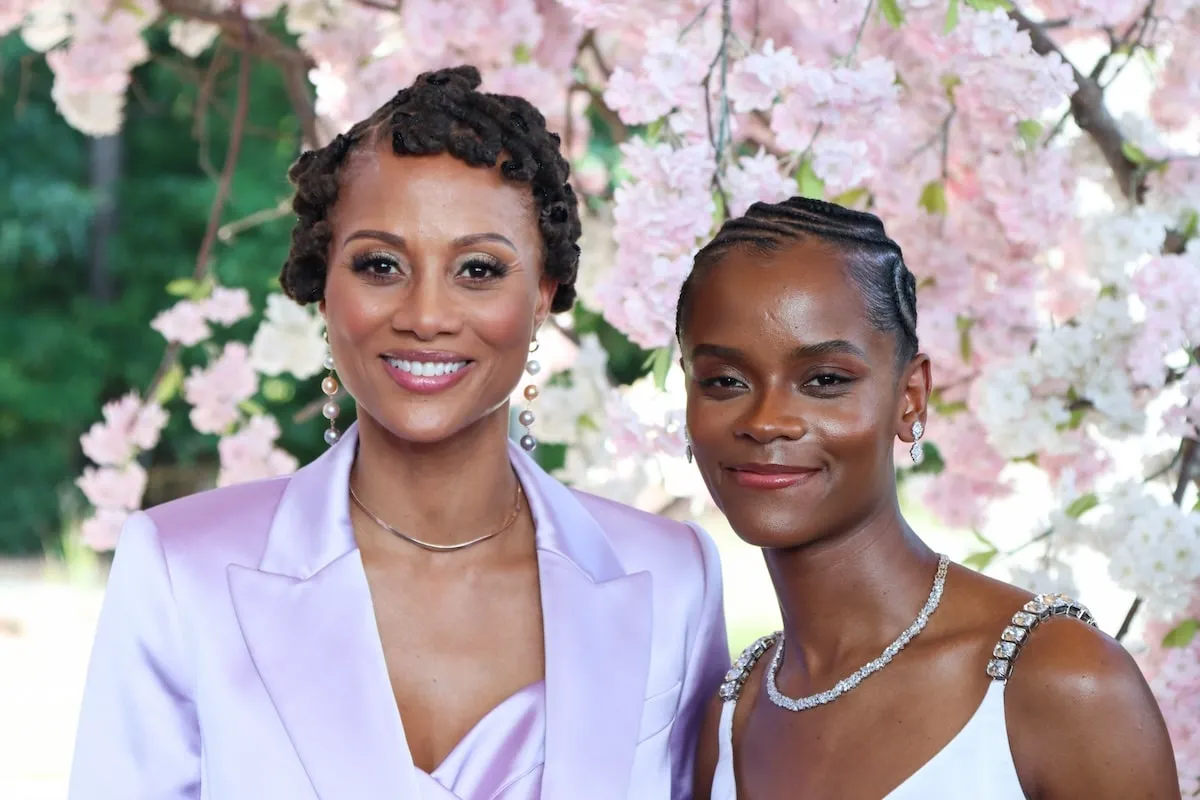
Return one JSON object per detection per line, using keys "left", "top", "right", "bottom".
{"left": 675, "top": 196, "right": 920, "bottom": 366}
{"left": 280, "top": 65, "right": 582, "bottom": 313}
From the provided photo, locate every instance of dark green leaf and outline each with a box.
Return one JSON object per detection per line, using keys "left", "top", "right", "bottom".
{"left": 943, "top": 0, "right": 960, "bottom": 32}
{"left": 919, "top": 180, "right": 948, "bottom": 215}
{"left": 1121, "top": 141, "right": 1149, "bottom": 165}
{"left": 1017, "top": 119, "right": 1042, "bottom": 149}
{"left": 797, "top": 159, "right": 825, "bottom": 200}
{"left": 1163, "top": 619, "right": 1199, "bottom": 648}
{"left": 1065, "top": 493, "right": 1099, "bottom": 519}
{"left": 880, "top": 0, "right": 906, "bottom": 27}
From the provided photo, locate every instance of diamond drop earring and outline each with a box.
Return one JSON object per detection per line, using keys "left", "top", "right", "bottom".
{"left": 518, "top": 339, "right": 540, "bottom": 452}
{"left": 685, "top": 431, "right": 693, "bottom": 464}
{"left": 321, "top": 329, "right": 341, "bottom": 446}
{"left": 909, "top": 419, "right": 924, "bottom": 464}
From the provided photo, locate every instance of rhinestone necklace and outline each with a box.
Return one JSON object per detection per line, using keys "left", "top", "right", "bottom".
{"left": 765, "top": 554, "right": 950, "bottom": 712}
{"left": 349, "top": 475, "right": 523, "bottom": 553}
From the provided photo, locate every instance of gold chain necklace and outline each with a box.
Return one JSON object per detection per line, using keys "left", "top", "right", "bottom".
{"left": 349, "top": 475, "right": 523, "bottom": 552}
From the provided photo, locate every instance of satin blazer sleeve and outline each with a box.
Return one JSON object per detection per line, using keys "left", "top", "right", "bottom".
{"left": 670, "top": 523, "right": 729, "bottom": 800}
{"left": 69, "top": 512, "right": 201, "bottom": 800}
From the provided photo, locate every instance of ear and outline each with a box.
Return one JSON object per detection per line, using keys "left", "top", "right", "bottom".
{"left": 533, "top": 277, "right": 558, "bottom": 331}
{"left": 318, "top": 298, "right": 327, "bottom": 317}
{"left": 896, "top": 353, "right": 932, "bottom": 442}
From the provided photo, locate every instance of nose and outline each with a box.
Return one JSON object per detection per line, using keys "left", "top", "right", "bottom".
{"left": 734, "top": 383, "right": 807, "bottom": 444}
{"left": 394, "top": 269, "right": 463, "bottom": 341}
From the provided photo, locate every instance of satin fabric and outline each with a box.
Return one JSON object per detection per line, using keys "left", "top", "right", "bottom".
{"left": 69, "top": 423, "right": 728, "bottom": 799}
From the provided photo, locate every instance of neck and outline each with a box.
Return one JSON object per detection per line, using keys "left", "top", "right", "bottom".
{"left": 764, "top": 500, "right": 940, "bottom": 680}
{"left": 349, "top": 405, "right": 522, "bottom": 551}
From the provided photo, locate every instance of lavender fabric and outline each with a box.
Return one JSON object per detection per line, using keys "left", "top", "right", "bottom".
{"left": 68, "top": 423, "right": 728, "bottom": 799}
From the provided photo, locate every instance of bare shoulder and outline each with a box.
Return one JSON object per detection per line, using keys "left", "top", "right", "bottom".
{"left": 1003, "top": 612, "right": 1180, "bottom": 799}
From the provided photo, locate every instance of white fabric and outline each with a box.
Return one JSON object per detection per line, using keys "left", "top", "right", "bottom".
{"left": 711, "top": 680, "right": 1026, "bottom": 799}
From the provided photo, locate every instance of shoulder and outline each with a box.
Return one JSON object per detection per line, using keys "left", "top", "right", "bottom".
{"left": 570, "top": 487, "right": 718, "bottom": 570}
{"left": 137, "top": 475, "right": 291, "bottom": 564}
{"left": 1002, "top": 606, "right": 1179, "bottom": 797}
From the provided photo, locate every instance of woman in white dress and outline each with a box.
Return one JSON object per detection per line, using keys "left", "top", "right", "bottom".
{"left": 676, "top": 196, "right": 1180, "bottom": 799}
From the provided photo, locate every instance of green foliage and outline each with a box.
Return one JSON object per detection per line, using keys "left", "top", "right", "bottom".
{"left": 880, "top": 0, "right": 907, "bottom": 28}
{"left": 0, "top": 33, "right": 318, "bottom": 553}
{"left": 796, "top": 159, "right": 824, "bottom": 200}
{"left": 1163, "top": 618, "right": 1198, "bottom": 648}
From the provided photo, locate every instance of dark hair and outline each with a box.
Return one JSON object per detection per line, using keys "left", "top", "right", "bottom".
{"left": 280, "top": 65, "right": 582, "bottom": 313}
{"left": 675, "top": 196, "right": 919, "bottom": 365}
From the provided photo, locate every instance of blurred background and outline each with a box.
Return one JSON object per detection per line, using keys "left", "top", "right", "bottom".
{"left": 2, "top": 0, "right": 1199, "bottom": 797}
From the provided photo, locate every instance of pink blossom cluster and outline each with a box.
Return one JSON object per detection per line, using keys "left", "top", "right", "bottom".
{"left": 598, "top": 140, "right": 716, "bottom": 348}
{"left": 183, "top": 342, "right": 259, "bottom": 435}
{"left": 29, "top": 1, "right": 159, "bottom": 136}
{"left": 1140, "top": 589, "right": 1200, "bottom": 796}
{"left": 151, "top": 286, "right": 253, "bottom": 347}
{"left": 75, "top": 392, "right": 168, "bottom": 550}
{"left": 217, "top": 415, "right": 298, "bottom": 488}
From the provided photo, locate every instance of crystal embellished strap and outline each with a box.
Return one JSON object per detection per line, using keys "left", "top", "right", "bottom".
{"left": 986, "top": 592, "right": 1096, "bottom": 682}
{"left": 719, "top": 633, "right": 779, "bottom": 703}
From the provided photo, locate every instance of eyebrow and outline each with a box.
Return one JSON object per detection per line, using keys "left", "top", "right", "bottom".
{"left": 342, "top": 229, "right": 518, "bottom": 251}
{"left": 691, "top": 339, "right": 868, "bottom": 361}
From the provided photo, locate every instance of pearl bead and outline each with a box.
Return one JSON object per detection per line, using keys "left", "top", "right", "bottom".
{"left": 518, "top": 409, "right": 535, "bottom": 426}
{"left": 519, "top": 434, "right": 537, "bottom": 451}
{"left": 523, "top": 385, "right": 539, "bottom": 401}
{"left": 525, "top": 359, "right": 541, "bottom": 375}
{"left": 323, "top": 428, "right": 341, "bottom": 446}
{"left": 323, "top": 354, "right": 335, "bottom": 371}
{"left": 322, "top": 401, "right": 340, "bottom": 420}
{"left": 321, "top": 376, "right": 339, "bottom": 396}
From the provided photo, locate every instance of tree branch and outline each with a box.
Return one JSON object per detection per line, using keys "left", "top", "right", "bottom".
{"left": 1010, "top": 6, "right": 1143, "bottom": 201}
{"left": 145, "top": 43, "right": 253, "bottom": 399}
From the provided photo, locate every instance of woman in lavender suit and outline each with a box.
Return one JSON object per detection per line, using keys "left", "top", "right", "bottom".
{"left": 69, "top": 66, "right": 728, "bottom": 800}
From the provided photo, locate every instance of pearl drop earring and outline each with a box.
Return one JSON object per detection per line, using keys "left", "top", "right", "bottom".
{"left": 518, "top": 339, "right": 540, "bottom": 452}
{"left": 321, "top": 329, "right": 341, "bottom": 446}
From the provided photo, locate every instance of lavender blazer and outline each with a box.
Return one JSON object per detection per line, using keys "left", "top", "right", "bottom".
{"left": 68, "top": 424, "right": 728, "bottom": 799}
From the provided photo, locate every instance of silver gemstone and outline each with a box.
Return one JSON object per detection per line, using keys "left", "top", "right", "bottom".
{"left": 993, "top": 641, "right": 1017, "bottom": 658}
{"left": 1012, "top": 611, "right": 1037, "bottom": 627}
{"left": 986, "top": 658, "right": 1011, "bottom": 679}
{"left": 1001, "top": 626, "right": 1027, "bottom": 643}
{"left": 912, "top": 420, "right": 924, "bottom": 439}
{"left": 1024, "top": 599, "right": 1049, "bottom": 615}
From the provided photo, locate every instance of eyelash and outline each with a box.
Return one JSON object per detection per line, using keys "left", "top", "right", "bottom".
{"left": 698, "top": 373, "right": 852, "bottom": 392}
{"left": 348, "top": 252, "right": 510, "bottom": 281}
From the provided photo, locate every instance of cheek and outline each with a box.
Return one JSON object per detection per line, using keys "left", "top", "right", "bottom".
{"left": 323, "top": 270, "right": 386, "bottom": 342}
{"left": 467, "top": 283, "right": 540, "bottom": 351}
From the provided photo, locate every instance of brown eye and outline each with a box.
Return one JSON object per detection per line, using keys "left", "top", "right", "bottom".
{"left": 350, "top": 252, "right": 400, "bottom": 276}
{"left": 458, "top": 256, "right": 507, "bottom": 281}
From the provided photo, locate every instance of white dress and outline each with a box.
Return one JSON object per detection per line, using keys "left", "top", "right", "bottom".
{"left": 710, "top": 593, "right": 1096, "bottom": 799}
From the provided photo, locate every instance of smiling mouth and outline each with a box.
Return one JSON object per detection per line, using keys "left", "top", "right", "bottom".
{"left": 383, "top": 357, "right": 469, "bottom": 377}
{"left": 380, "top": 354, "right": 474, "bottom": 395}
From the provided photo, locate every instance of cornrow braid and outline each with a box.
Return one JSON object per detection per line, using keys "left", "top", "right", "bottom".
{"left": 675, "top": 196, "right": 920, "bottom": 366}
{"left": 280, "top": 65, "right": 582, "bottom": 313}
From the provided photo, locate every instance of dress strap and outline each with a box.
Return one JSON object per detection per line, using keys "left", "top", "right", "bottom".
{"left": 986, "top": 592, "right": 1096, "bottom": 682}
{"left": 719, "top": 633, "right": 779, "bottom": 702}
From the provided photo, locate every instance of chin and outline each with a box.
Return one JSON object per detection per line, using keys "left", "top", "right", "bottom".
{"left": 721, "top": 507, "right": 826, "bottom": 550}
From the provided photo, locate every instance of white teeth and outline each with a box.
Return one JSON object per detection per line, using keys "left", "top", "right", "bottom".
{"left": 387, "top": 358, "right": 467, "bottom": 377}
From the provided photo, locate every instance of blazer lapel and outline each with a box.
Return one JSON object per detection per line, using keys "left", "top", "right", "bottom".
{"left": 512, "top": 448, "right": 655, "bottom": 800}
{"left": 228, "top": 425, "right": 421, "bottom": 800}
